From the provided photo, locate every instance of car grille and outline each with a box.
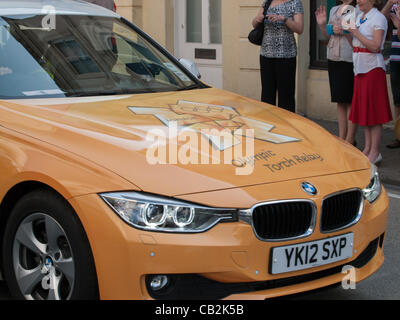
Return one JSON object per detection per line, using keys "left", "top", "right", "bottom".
{"left": 321, "top": 190, "right": 363, "bottom": 233}
{"left": 252, "top": 201, "right": 315, "bottom": 241}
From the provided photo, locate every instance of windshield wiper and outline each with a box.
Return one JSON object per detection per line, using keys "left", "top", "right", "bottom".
{"left": 68, "top": 91, "right": 122, "bottom": 97}
{"left": 67, "top": 89, "right": 156, "bottom": 97}
{"left": 67, "top": 88, "right": 161, "bottom": 97}
{"left": 176, "top": 84, "right": 201, "bottom": 91}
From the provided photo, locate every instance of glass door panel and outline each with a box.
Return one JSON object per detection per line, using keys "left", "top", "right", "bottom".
{"left": 186, "top": 0, "right": 202, "bottom": 43}
{"left": 209, "top": 0, "right": 221, "bottom": 44}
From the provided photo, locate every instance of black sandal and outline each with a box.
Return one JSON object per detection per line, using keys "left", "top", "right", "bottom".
{"left": 386, "top": 139, "right": 400, "bottom": 149}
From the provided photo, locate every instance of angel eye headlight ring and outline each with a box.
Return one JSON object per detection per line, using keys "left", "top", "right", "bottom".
{"left": 100, "top": 192, "right": 238, "bottom": 233}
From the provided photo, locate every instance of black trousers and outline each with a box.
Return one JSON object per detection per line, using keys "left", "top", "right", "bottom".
{"left": 260, "top": 55, "right": 297, "bottom": 113}
{"left": 390, "top": 61, "right": 400, "bottom": 106}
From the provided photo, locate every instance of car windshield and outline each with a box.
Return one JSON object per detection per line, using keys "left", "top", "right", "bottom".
{"left": 0, "top": 15, "right": 201, "bottom": 99}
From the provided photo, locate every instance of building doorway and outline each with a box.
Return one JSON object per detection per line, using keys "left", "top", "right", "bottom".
{"left": 174, "top": 0, "right": 223, "bottom": 88}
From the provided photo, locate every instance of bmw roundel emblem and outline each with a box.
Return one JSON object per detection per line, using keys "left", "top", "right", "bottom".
{"left": 301, "top": 182, "right": 317, "bottom": 196}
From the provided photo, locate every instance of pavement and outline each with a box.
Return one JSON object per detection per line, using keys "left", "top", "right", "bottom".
{"left": 310, "top": 117, "right": 400, "bottom": 187}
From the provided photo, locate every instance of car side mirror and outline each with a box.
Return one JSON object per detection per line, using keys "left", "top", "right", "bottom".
{"left": 178, "top": 58, "right": 201, "bottom": 79}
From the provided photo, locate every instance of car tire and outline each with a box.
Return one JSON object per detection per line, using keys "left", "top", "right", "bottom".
{"left": 1, "top": 189, "right": 98, "bottom": 300}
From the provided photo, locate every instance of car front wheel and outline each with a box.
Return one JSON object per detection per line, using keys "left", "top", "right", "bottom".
{"left": 2, "top": 189, "right": 98, "bottom": 300}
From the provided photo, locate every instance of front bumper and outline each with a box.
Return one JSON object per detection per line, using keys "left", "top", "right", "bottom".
{"left": 69, "top": 171, "right": 389, "bottom": 300}
{"left": 145, "top": 234, "right": 384, "bottom": 300}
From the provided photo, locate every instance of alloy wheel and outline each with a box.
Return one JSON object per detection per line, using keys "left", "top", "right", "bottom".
{"left": 12, "top": 213, "right": 75, "bottom": 300}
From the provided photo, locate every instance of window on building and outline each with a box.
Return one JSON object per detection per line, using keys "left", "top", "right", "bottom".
{"left": 185, "top": 0, "right": 222, "bottom": 45}
{"left": 310, "top": 0, "right": 392, "bottom": 70}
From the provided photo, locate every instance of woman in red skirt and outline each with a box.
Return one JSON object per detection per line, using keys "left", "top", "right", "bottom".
{"left": 348, "top": 0, "right": 392, "bottom": 165}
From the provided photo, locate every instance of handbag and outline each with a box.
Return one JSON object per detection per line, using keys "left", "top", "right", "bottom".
{"left": 248, "top": 0, "right": 272, "bottom": 46}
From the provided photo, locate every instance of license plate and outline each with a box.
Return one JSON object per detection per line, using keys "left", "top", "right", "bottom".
{"left": 270, "top": 233, "right": 354, "bottom": 275}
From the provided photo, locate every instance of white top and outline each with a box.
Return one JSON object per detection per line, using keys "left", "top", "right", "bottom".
{"left": 352, "top": 8, "right": 388, "bottom": 75}
{"left": 327, "top": 5, "right": 359, "bottom": 63}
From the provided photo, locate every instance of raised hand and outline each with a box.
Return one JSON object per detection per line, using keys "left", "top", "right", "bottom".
{"left": 315, "top": 5, "right": 327, "bottom": 26}
{"left": 391, "top": 12, "right": 400, "bottom": 29}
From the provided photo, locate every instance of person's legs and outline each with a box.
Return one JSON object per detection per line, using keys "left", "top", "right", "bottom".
{"left": 368, "top": 125, "right": 383, "bottom": 163}
{"left": 337, "top": 103, "right": 348, "bottom": 140}
{"left": 363, "top": 126, "right": 371, "bottom": 157}
{"left": 386, "top": 105, "right": 400, "bottom": 148}
{"left": 345, "top": 104, "right": 358, "bottom": 145}
{"left": 260, "top": 55, "right": 277, "bottom": 105}
{"left": 329, "top": 61, "right": 357, "bottom": 142}
{"left": 276, "top": 57, "right": 296, "bottom": 113}
{"left": 395, "top": 106, "right": 400, "bottom": 120}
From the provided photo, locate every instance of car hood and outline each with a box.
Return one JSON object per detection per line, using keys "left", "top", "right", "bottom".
{"left": 0, "top": 88, "right": 370, "bottom": 196}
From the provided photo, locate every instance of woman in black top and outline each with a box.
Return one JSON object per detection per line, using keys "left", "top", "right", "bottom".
{"left": 252, "top": 0, "right": 304, "bottom": 113}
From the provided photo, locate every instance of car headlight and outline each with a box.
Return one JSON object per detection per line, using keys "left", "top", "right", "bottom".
{"left": 362, "top": 164, "right": 382, "bottom": 204}
{"left": 100, "top": 192, "right": 238, "bottom": 233}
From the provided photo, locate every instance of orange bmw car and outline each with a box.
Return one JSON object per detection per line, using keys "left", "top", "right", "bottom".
{"left": 0, "top": 0, "right": 388, "bottom": 300}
